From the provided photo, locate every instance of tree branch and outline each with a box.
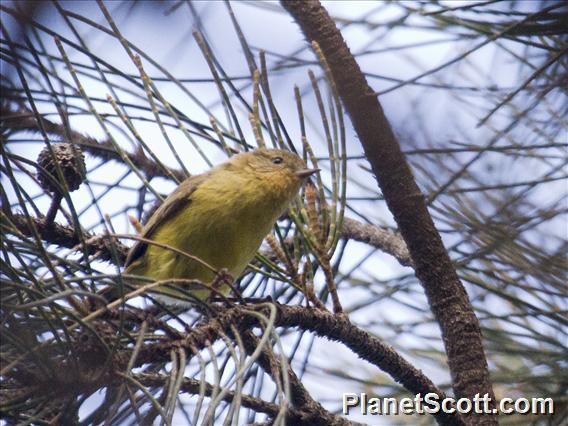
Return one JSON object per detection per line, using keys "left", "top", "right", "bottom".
{"left": 280, "top": 1, "right": 495, "bottom": 424}
{"left": 6, "top": 213, "right": 411, "bottom": 294}
{"left": 129, "top": 303, "right": 463, "bottom": 425}
{"left": 6, "top": 302, "right": 460, "bottom": 424}
{"left": 6, "top": 213, "right": 128, "bottom": 263}
{"left": 342, "top": 217, "right": 412, "bottom": 267}
{"left": 7, "top": 212, "right": 411, "bottom": 270}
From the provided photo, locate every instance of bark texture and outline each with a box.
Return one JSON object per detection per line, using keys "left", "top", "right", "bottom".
{"left": 132, "top": 304, "right": 464, "bottom": 425}
{"left": 281, "top": 1, "right": 496, "bottom": 424}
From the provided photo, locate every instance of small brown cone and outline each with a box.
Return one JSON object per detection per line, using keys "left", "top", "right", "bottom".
{"left": 36, "top": 143, "right": 86, "bottom": 194}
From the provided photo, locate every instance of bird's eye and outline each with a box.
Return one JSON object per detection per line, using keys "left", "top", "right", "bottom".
{"left": 272, "top": 157, "right": 284, "bottom": 164}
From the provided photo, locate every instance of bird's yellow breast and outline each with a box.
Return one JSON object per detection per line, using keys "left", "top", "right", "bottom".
{"left": 127, "top": 167, "right": 299, "bottom": 301}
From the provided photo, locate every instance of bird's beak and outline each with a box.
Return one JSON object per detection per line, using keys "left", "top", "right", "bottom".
{"left": 295, "top": 168, "right": 320, "bottom": 178}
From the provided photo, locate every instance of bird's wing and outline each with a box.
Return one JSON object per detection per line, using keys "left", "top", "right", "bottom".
{"left": 124, "top": 173, "right": 209, "bottom": 268}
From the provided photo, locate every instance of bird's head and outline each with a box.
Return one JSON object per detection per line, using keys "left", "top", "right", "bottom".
{"left": 235, "top": 148, "right": 318, "bottom": 179}
{"left": 226, "top": 148, "right": 319, "bottom": 203}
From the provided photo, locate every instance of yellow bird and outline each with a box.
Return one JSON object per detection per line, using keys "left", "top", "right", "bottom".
{"left": 122, "top": 148, "right": 318, "bottom": 304}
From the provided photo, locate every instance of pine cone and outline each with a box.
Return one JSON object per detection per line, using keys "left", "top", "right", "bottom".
{"left": 36, "top": 143, "right": 86, "bottom": 194}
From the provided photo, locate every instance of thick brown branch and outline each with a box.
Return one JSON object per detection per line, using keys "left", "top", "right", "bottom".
{"left": 7, "top": 210, "right": 411, "bottom": 270}
{"left": 131, "top": 304, "right": 463, "bottom": 425}
{"left": 280, "top": 1, "right": 495, "bottom": 424}
{"left": 342, "top": 217, "right": 412, "bottom": 267}
{"left": 6, "top": 304, "right": 459, "bottom": 424}
{"left": 7, "top": 213, "right": 128, "bottom": 263}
